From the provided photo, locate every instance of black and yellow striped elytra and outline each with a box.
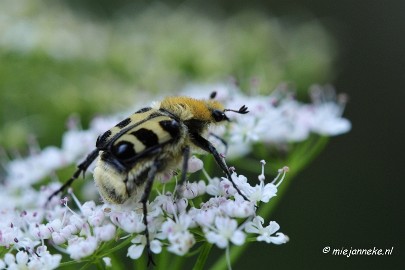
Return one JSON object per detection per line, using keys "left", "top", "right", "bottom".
{"left": 94, "top": 107, "right": 188, "bottom": 205}
{"left": 47, "top": 94, "right": 249, "bottom": 266}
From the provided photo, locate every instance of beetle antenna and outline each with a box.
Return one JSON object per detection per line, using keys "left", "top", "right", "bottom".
{"left": 224, "top": 105, "right": 249, "bottom": 114}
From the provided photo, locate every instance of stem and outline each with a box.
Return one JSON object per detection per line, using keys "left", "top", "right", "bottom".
{"left": 79, "top": 262, "right": 93, "bottom": 270}
{"left": 209, "top": 136, "right": 329, "bottom": 270}
{"left": 208, "top": 245, "right": 243, "bottom": 270}
{"left": 95, "top": 259, "right": 104, "bottom": 270}
{"left": 98, "top": 235, "right": 134, "bottom": 257}
{"left": 170, "top": 253, "right": 185, "bottom": 270}
{"left": 156, "top": 248, "right": 169, "bottom": 270}
{"left": 59, "top": 259, "right": 91, "bottom": 268}
{"left": 110, "top": 254, "right": 126, "bottom": 270}
{"left": 134, "top": 252, "right": 147, "bottom": 270}
{"left": 193, "top": 243, "right": 213, "bottom": 270}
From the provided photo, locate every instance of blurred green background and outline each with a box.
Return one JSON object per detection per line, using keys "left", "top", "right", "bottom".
{"left": 0, "top": 0, "right": 336, "bottom": 150}
{"left": 0, "top": 0, "right": 403, "bottom": 269}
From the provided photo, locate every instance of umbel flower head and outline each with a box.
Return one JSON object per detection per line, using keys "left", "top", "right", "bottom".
{"left": 0, "top": 159, "right": 289, "bottom": 269}
{"left": 0, "top": 83, "right": 350, "bottom": 269}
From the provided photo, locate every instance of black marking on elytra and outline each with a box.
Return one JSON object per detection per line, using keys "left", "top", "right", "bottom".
{"left": 96, "top": 130, "right": 112, "bottom": 148}
{"left": 101, "top": 111, "right": 164, "bottom": 151}
{"left": 149, "top": 111, "right": 166, "bottom": 119}
{"left": 115, "top": 117, "right": 131, "bottom": 129}
{"left": 112, "top": 141, "right": 136, "bottom": 160}
{"left": 132, "top": 128, "right": 159, "bottom": 148}
{"left": 158, "top": 108, "right": 180, "bottom": 122}
{"left": 159, "top": 119, "right": 180, "bottom": 138}
{"left": 135, "top": 107, "right": 152, "bottom": 114}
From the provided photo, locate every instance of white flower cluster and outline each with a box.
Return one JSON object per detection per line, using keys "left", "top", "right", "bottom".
{"left": 0, "top": 83, "right": 349, "bottom": 268}
{"left": 0, "top": 158, "right": 288, "bottom": 269}
{"left": 182, "top": 83, "right": 351, "bottom": 157}
{"left": 95, "top": 162, "right": 289, "bottom": 258}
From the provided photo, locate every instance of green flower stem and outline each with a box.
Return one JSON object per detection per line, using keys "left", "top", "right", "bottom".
{"left": 134, "top": 254, "right": 147, "bottom": 270}
{"left": 193, "top": 243, "right": 213, "bottom": 270}
{"left": 79, "top": 261, "right": 94, "bottom": 270}
{"left": 156, "top": 248, "right": 169, "bottom": 270}
{"left": 59, "top": 259, "right": 90, "bottom": 268}
{"left": 209, "top": 136, "right": 329, "bottom": 270}
{"left": 110, "top": 254, "right": 126, "bottom": 270}
{"left": 95, "top": 260, "right": 104, "bottom": 270}
{"left": 169, "top": 254, "right": 186, "bottom": 270}
{"left": 98, "top": 235, "right": 134, "bottom": 258}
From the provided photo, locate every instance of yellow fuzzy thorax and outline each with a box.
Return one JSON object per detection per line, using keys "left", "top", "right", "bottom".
{"left": 160, "top": 96, "right": 224, "bottom": 121}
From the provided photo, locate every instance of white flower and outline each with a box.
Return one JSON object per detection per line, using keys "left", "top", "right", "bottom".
{"left": 66, "top": 236, "right": 98, "bottom": 260}
{"left": 102, "top": 257, "right": 112, "bottom": 267}
{"left": 161, "top": 213, "right": 195, "bottom": 255}
{"left": 127, "top": 235, "right": 162, "bottom": 259}
{"left": 243, "top": 164, "right": 289, "bottom": 204}
{"left": 206, "top": 177, "right": 237, "bottom": 197}
{"left": 161, "top": 213, "right": 193, "bottom": 238}
{"left": 3, "top": 254, "right": 15, "bottom": 267}
{"left": 245, "top": 217, "right": 289, "bottom": 244}
{"left": 187, "top": 156, "right": 204, "bottom": 173}
{"left": 61, "top": 129, "right": 96, "bottom": 162}
{"left": 246, "top": 178, "right": 277, "bottom": 203}
{"left": 29, "top": 246, "right": 62, "bottom": 270}
{"left": 94, "top": 223, "right": 116, "bottom": 241}
{"left": 51, "top": 231, "right": 66, "bottom": 245}
{"left": 188, "top": 207, "right": 218, "bottom": 227}
{"left": 308, "top": 101, "right": 351, "bottom": 136}
{"left": 220, "top": 196, "right": 255, "bottom": 218}
{"left": 228, "top": 115, "right": 264, "bottom": 145}
{"left": 14, "top": 250, "right": 28, "bottom": 268}
{"left": 166, "top": 230, "right": 195, "bottom": 256}
{"left": 1, "top": 253, "right": 21, "bottom": 269}
{"left": 69, "top": 215, "right": 86, "bottom": 233}
{"left": 0, "top": 247, "right": 61, "bottom": 270}
{"left": 180, "top": 180, "right": 206, "bottom": 199}
{"left": 204, "top": 216, "right": 246, "bottom": 248}
{"left": 81, "top": 201, "right": 97, "bottom": 216}
{"left": 87, "top": 208, "right": 106, "bottom": 227}
{"left": 0, "top": 216, "right": 23, "bottom": 247}
{"left": 110, "top": 211, "right": 145, "bottom": 234}
{"left": 46, "top": 218, "right": 63, "bottom": 234}
{"left": 308, "top": 85, "right": 351, "bottom": 136}
{"left": 156, "top": 194, "right": 188, "bottom": 215}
